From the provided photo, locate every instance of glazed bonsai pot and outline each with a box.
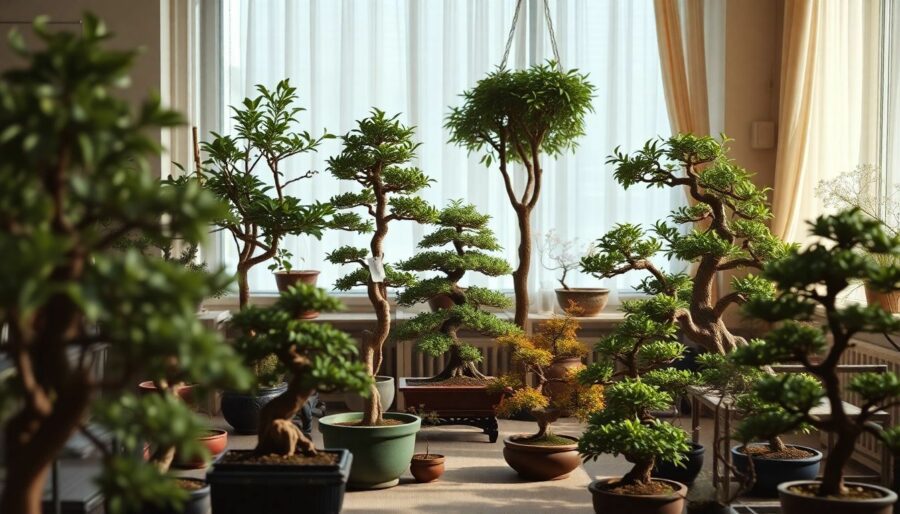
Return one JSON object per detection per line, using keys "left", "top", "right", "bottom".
{"left": 410, "top": 454, "right": 445, "bottom": 483}
{"left": 318, "top": 412, "right": 421, "bottom": 490}
{"left": 502, "top": 434, "right": 580, "bottom": 481}
{"left": 588, "top": 477, "right": 687, "bottom": 514}
{"left": 175, "top": 429, "right": 228, "bottom": 469}
{"left": 138, "top": 381, "right": 196, "bottom": 406}
{"left": 141, "top": 478, "right": 209, "bottom": 514}
{"left": 398, "top": 377, "right": 503, "bottom": 413}
{"left": 866, "top": 284, "right": 900, "bottom": 313}
{"left": 554, "top": 288, "right": 609, "bottom": 316}
{"left": 207, "top": 449, "right": 352, "bottom": 514}
{"left": 731, "top": 444, "right": 823, "bottom": 497}
{"left": 778, "top": 480, "right": 897, "bottom": 514}
{"left": 221, "top": 383, "right": 288, "bottom": 434}
{"left": 653, "top": 442, "right": 705, "bottom": 485}
{"left": 273, "top": 270, "right": 320, "bottom": 318}
{"left": 344, "top": 375, "right": 395, "bottom": 412}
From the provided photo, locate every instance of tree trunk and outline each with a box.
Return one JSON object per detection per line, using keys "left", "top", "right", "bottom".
{"left": 237, "top": 266, "right": 250, "bottom": 310}
{"left": 429, "top": 331, "right": 487, "bottom": 380}
{"left": 621, "top": 457, "right": 655, "bottom": 486}
{"left": 0, "top": 466, "right": 47, "bottom": 514}
{"left": 256, "top": 377, "right": 315, "bottom": 455}
{"left": 361, "top": 327, "right": 385, "bottom": 426}
{"left": 768, "top": 436, "right": 787, "bottom": 453}
{"left": 512, "top": 206, "right": 531, "bottom": 328}
{"left": 819, "top": 431, "right": 856, "bottom": 496}
{"left": 523, "top": 408, "right": 559, "bottom": 440}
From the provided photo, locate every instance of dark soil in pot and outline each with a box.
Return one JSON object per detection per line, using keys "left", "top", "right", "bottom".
{"left": 410, "top": 454, "right": 445, "bottom": 483}
{"left": 778, "top": 479, "right": 898, "bottom": 514}
{"left": 588, "top": 477, "right": 687, "bottom": 514}
{"left": 273, "top": 271, "right": 320, "bottom": 318}
{"left": 141, "top": 478, "right": 209, "bottom": 514}
{"left": 502, "top": 434, "right": 580, "bottom": 481}
{"left": 554, "top": 288, "right": 609, "bottom": 316}
{"left": 731, "top": 443, "right": 822, "bottom": 497}
{"left": 221, "top": 383, "right": 288, "bottom": 434}
{"left": 653, "top": 442, "right": 704, "bottom": 484}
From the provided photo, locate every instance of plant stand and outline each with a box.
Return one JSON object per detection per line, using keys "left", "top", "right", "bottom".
{"left": 399, "top": 377, "right": 503, "bottom": 442}
{"left": 429, "top": 413, "right": 500, "bottom": 443}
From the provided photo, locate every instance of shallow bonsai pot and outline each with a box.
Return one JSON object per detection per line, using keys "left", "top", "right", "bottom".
{"left": 274, "top": 270, "right": 320, "bottom": 318}
{"left": 588, "top": 477, "right": 687, "bottom": 514}
{"left": 398, "top": 376, "right": 504, "bottom": 413}
{"left": 502, "top": 434, "right": 580, "bottom": 481}
{"left": 221, "top": 383, "right": 288, "bottom": 434}
{"left": 554, "top": 288, "right": 609, "bottom": 316}
{"left": 731, "top": 444, "right": 823, "bottom": 497}
{"left": 175, "top": 429, "right": 228, "bottom": 469}
{"left": 318, "top": 412, "right": 421, "bottom": 490}
{"left": 141, "top": 478, "right": 209, "bottom": 514}
{"left": 138, "top": 381, "right": 197, "bottom": 406}
{"left": 207, "top": 449, "right": 351, "bottom": 514}
{"left": 344, "top": 376, "right": 395, "bottom": 412}
{"left": 653, "top": 442, "right": 705, "bottom": 485}
{"left": 778, "top": 480, "right": 897, "bottom": 514}
{"left": 410, "top": 454, "right": 445, "bottom": 483}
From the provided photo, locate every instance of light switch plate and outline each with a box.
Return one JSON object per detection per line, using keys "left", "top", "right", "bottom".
{"left": 751, "top": 121, "right": 776, "bottom": 149}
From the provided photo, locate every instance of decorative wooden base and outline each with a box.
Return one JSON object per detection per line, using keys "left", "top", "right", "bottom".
{"left": 430, "top": 414, "right": 499, "bottom": 443}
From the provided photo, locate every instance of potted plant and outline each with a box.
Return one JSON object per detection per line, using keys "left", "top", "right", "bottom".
{"left": 446, "top": 61, "right": 595, "bottom": 327}
{"left": 539, "top": 230, "right": 609, "bottom": 315}
{"left": 268, "top": 247, "right": 321, "bottom": 318}
{"left": 394, "top": 200, "right": 521, "bottom": 439}
{"left": 318, "top": 110, "right": 435, "bottom": 489}
{"left": 581, "top": 134, "right": 791, "bottom": 354}
{"left": 494, "top": 309, "right": 604, "bottom": 481}
{"left": 816, "top": 164, "right": 900, "bottom": 312}
{"left": 0, "top": 16, "right": 251, "bottom": 514}
{"left": 407, "top": 407, "right": 446, "bottom": 483}
{"left": 731, "top": 209, "right": 900, "bottom": 514}
{"left": 207, "top": 284, "right": 370, "bottom": 513}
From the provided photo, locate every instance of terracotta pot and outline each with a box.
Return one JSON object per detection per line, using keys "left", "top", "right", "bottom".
{"left": 554, "top": 288, "right": 609, "bottom": 316}
{"left": 778, "top": 480, "right": 897, "bottom": 514}
{"left": 273, "top": 270, "right": 320, "bottom": 319}
{"left": 175, "top": 429, "right": 228, "bottom": 469}
{"left": 588, "top": 477, "right": 687, "bottom": 514}
{"left": 502, "top": 434, "right": 581, "bottom": 481}
{"left": 410, "top": 454, "right": 445, "bottom": 483}
{"left": 427, "top": 289, "right": 467, "bottom": 311}
{"left": 399, "top": 377, "right": 504, "bottom": 414}
{"left": 866, "top": 284, "right": 900, "bottom": 314}
{"left": 543, "top": 357, "right": 585, "bottom": 409}
{"left": 138, "top": 381, "right": 196, "bottom": 406}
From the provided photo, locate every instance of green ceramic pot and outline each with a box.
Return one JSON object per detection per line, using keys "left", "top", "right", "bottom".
{"left": 318, "top": 411, "right": 421, "bottom": 490}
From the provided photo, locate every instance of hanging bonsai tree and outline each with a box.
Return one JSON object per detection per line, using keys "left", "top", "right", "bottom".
{"left": 326, "top": 109, "right": 437, "bottom": 425}
{"left": 581, "top": 134, "right": 790, "bottom": 354}
{"left": 731, "top": 209, "right": 900, "bottom": 504}
{"left": 201, "top": 79, "right": 336, "bottom": 309}
{"left": 395, "top": 200, "right": 521, "bottom": 381}
{"left": 0, "top": 16, "right": 250, "bottom": 514}
{"left": 446, "top": 61, "right": 595, "bottom": 327}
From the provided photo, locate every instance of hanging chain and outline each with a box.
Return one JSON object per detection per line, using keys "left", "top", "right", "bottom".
{"left": 500, "top": 0, "right": 525, "bottom": 69}
{"left": 542, "top": 0, "right": 562, "bottom": 70}
{"left": 500, "top": 0, "right": 562, "bottom": 70}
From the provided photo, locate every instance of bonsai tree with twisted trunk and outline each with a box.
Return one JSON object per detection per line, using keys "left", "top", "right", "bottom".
{"left": 731, "top": 209, "right": 900, "bottom": 498}
{"left": 326, "top": 110, "right": 437, "bottom": 425}
{"left": 201, "top": 79, "right": 336, "bottom": 309}
{"left": 581, "top": 134, "right": 790, "bottom": 354}
{"left": 0, "top": 16, "right": 250, "bottom": 514}
{"left": 446, "top": 62, "right": 595, "bottom": 327}
{"left": 228, "top": 284, "right": 370, "bottom": 456}
{"left": 395, "top": 200, "right": 521, "bottom": 381}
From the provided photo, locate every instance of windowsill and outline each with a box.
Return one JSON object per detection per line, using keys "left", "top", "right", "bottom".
{"left": 811, "top": 302, "right": 900, "bottom": 351}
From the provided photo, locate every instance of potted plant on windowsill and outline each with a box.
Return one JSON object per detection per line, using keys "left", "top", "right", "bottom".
{"left": 207, "top": 284, "right": 371, "bottom": 514}
{"left": 730, "top": 209, "right": 900, "bottom": 514}
{"left": 539, "top": 230, "right": 609, "bottom": 315}
{"left": 268, "top": 248, "right": 320, "bottom": 318}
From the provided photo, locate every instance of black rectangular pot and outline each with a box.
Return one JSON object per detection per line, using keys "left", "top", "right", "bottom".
{"left": 206, "top": 449, "right": 351, "bottom": 514}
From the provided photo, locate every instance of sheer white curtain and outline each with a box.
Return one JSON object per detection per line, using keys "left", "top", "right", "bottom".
{"left": 212, "top": 0, "right": 680, "bottom": 310}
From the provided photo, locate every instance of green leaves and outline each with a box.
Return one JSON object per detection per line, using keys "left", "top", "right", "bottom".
{"left": 579, "top": 417, "right": 689, "bottom": 468}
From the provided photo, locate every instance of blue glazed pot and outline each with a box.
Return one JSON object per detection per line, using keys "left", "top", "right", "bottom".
{"left": 653, "top": 442, "right": 705, "bottom": 484}
{"left": 221, "top": 384, "right": 287, "bottom": 434}
{"left": 732, "top": 444, "right": 823, "bottom": 497}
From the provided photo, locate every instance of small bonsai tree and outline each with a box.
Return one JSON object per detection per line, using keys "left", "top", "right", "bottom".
{"left": 395, "top": 200, "right": 521, "bottom": 381}
{"left": 228, "top": 284, "right": 371, "bottom": 456}
{"left": 581, "top": 134, "right": 790, "bottom": 354}
{"left": 446, "top": 62, "right": 595, "bottom": 327}
{"left": 731, "top": 208, "right": 900, "bottom": 497}
{"left": 538, "top": 230, "right": 596, "bottom": 290}
{"left": 0, "top": 16, "right": 250, "bottom": 514}
{"left": 495, "top": 309, "right": 604, "bottom": 442}
{"left": 201, "top": 79, "right": 335, "bottom": 308}
{"left": 326, "top": 110, "right": 437, "bottom": 425}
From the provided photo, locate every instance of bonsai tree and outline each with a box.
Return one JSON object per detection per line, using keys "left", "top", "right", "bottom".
{"left": 228, "top": 284, "right": 370, "bottom": 456}
{"left": 326, "top": 110, "right": 437, "bottom": 425}
{"left": 581, "top": 134, "right": 790, "bottom": 354}
{"left": 446, "top": 61, "right": 595, "bottom": 327}
{"left": 0, "top": 16, "right": 250, "bottom": 514}
{"left": 494, "top": 309, "right": 604, "bottom": 442}
{"left": 200, "top": 79, "right": 336, "bottom": 308}
{"left": 538, "top": 230, "right": 596, "bottom": 290}
{"left": 395, "top": 200, "right": 521, "bottom": 381}
{"left": 731, "top": 208, "right": 900, "bottom": 497}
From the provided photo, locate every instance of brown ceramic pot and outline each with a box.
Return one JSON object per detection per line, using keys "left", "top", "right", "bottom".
{"left": 138, "top": 381, "right": 197, "bottom": 406}
{"left": 865, "top": 284, "right": 900, "bottom": 313}
{"left": 410, "top": 454, "right": 445, "bottom": 483}
{"left": 554, "top": 288, "right": 609, "bottom": 316}
{"left": 778, "top": 480, "right": 897, "bottom": 514}
{"left": 175, "top": 429, "right": 228, "bottom": 469}
{"left": 502, "top": 434, "right": 580, "bottom": 481}
{"left": 543, "top": 357, "right": 585, "bottom": 406}
{"left": 588, "top": 477, "right": 687, "bottom": 514}
{"left": 273, "top": 270, "right": 320, "bottom": 318}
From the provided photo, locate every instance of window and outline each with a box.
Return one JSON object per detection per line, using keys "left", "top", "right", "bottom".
{"left": 199, "top": 0, "right": 684, "bottom": 304}
{"left": 884, "top": 0, "right": 900, "bottom": 196}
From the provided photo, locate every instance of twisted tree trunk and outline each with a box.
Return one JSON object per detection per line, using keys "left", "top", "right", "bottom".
{"left": 256, "top": 375, "right": 316, "bottom": 455}
{"left": 621, "top": 457, "right": 655, "bottom": 486}
{"left": 512, "top": 206, "right": 532, "bottom": 328}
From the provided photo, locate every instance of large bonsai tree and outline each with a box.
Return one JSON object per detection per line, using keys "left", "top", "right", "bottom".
{"left": 581, "top": 134, "right": 790, "bottom": 354}
{"left": 229, "top": 285, "right": 370, "bottom": 456}
{"left": 0, "top": 16, "right": 250, "bottom": 514}
{"left": 395, "top": 200, "right": 521, "bottom": 381}
{"left": 201, "top": 79, "right": 335, "bottom": 308}
{"left": 326, "top": 110, "right": 437, "bottom": 425}
{"left": 732, "top": 209, "right": 900, "bottom": 497}
{"left": 446, "top": 62, "right": 595, "bottom": 327}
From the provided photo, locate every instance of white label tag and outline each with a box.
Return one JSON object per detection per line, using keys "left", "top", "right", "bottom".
{"left": 367, "top": 256, "right": 386, "bottom": 283}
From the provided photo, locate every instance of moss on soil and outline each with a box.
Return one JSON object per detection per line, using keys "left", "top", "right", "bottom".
{"left": 513, "top": 433, "right": 576, "bottom": 446}
{"left": 741, "top": 445, "right": 814, "bottom": 460}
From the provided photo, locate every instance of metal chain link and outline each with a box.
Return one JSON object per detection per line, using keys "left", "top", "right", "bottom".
{"left": 500, "top": 0, "right": 563, "bottom": 70}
